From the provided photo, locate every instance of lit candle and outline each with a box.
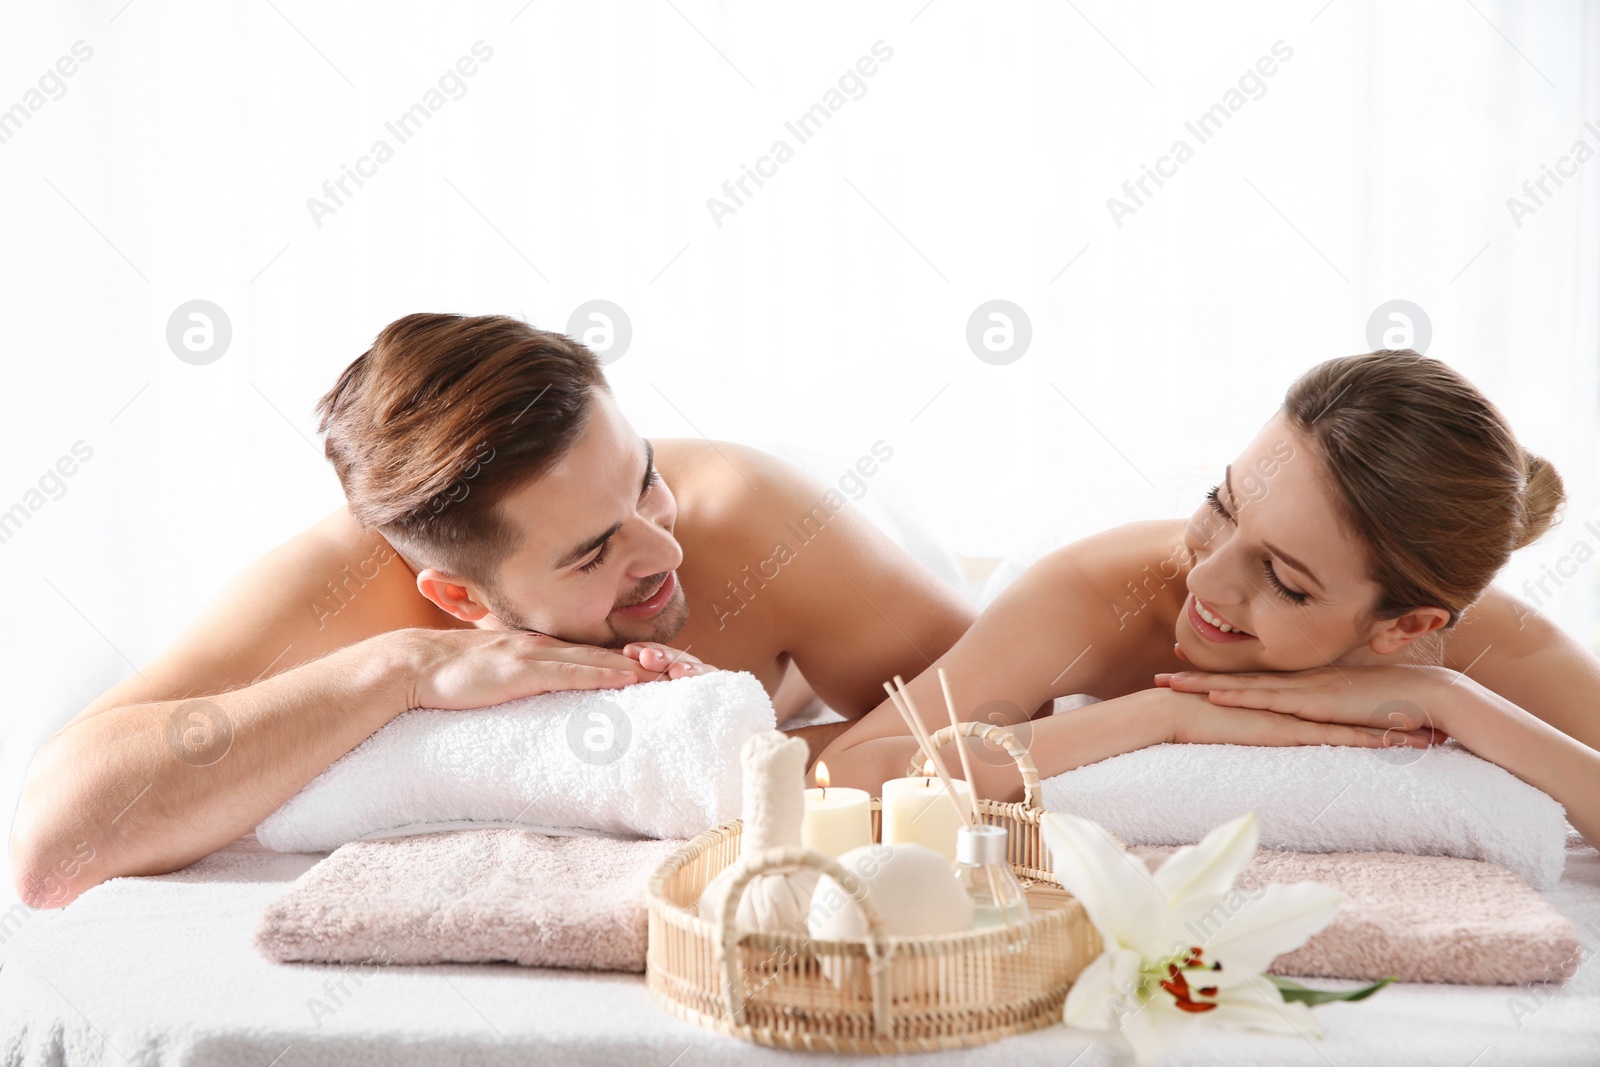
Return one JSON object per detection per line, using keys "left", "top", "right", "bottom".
{"left": 880, "top": 773, "right": 972, "bottom": 863}
{"left": 801, "top": 762, "right": 872, "bottom": 859}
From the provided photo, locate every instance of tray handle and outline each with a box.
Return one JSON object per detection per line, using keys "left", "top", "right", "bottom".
{"left": 713, "top": 846, "right": 894, "bottom": 1039}
{"left": 904, "top": 721, "right": 1041, "bottom": 810}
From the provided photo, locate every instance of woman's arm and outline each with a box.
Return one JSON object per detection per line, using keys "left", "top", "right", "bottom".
{"left": 826, "top": 685, "right": 1417, "bottom": 804}
{"left": 1451, "top": 591, "right": 1600, "bottom": 846}
{"left": 1442, "top": 585, "right": 1600, "bottom": 751}
{"left": 1442, "top": 676, "right": 1600, "bottom": 849}
{"left": 1169, "top": 583, "right": 1600, "bottom": 846}
{"left": 811, "top": 536, "right": 1134, "bottom": 798}
{"left": 814, "top": 525, "right": 1416, "bottom": 800}
{"left": 1164, "top": 657, "right": 1600, "bottom": 850}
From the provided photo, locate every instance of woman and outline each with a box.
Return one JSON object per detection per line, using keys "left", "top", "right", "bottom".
{"left": 814, "top": 349, "right": 1600, "bottom": 851}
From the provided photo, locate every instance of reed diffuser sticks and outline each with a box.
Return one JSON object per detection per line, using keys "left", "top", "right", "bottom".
{"left": 883, "top": 678, "right": 971, "bottom": 827}
{"left": 934, "top": 671, "right": 1007, "bottom": 911}
{"left": 937, "top": 668, "right": 984, "bottom": 825}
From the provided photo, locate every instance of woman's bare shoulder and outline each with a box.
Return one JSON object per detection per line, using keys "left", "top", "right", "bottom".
{"left": 980, "top": 519, "right": 1189, "bottom": 695}
{"left": 1031, "top": 519, "right": 1191, "bottom": 585}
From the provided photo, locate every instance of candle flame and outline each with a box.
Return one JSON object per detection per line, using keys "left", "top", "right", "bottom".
{"left": 815, "top": 761, "right": 831, "bottom": 790}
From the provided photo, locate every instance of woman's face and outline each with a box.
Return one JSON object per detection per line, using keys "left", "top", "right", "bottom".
{"left": 1176, "top": 413, "right": 1394, "bottom": 672}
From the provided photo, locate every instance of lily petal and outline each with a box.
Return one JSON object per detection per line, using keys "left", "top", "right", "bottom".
{"left": 1063, "top": 947, "right": 1141, "bottom": 1031}
{"left": 1118, "top": 997, "right": 1186, "bottom": 1065}
{"left": 1205, "top": 975, "right": 1324, "bottom": 1038}
{"left": 1198, "top": 882, "right": 1344, "bottom": 981}
{"left": 1042, "top": 812, "right": 1172, "bottom": 959}
{"left": 1152, "top": 810, "right": 1259, "bottom": 906}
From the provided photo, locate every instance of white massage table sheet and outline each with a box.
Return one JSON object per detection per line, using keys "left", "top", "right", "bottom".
{"left": 1, "top": 830, "right": 1597, "bottom": 1066}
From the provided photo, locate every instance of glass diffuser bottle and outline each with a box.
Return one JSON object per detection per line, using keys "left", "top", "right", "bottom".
{"left": 954, "top": 824, "right": 1030, "bottom": 937}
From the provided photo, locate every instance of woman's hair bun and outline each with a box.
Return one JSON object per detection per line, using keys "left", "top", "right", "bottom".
{"left": 1516, "top": 449, "right": 1566, "bottom": 550}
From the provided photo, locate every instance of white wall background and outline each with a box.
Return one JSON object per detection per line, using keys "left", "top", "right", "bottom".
{"left": 2, "top": 0, "right": 1597, "bottom": 929}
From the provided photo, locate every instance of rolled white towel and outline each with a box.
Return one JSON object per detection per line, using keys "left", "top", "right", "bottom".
{"left": 256, "top": 670, "right": 775, "bottom": 852}
{"left": 1041, "top": 730, "right": 1569, "bottom": 889}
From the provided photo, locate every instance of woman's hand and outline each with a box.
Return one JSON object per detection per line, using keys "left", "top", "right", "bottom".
{"left": 1135, "top": 682, "right": 1434, "bottom": 749}
{"left": 1154, "top": 664, "right": 1451, "bottom": 747}
{"left": 621, "top": 641, "right": 718, "bottom": 680}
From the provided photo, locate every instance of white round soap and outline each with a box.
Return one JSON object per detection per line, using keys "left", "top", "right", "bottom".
{"left": 807, "top": 842, "right": 973, "bottom": 942}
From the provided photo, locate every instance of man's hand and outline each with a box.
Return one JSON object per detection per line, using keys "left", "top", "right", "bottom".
{"left": 396, "top": 628, "right": 652, "bottom": 711}
{"left": 399, "top": 631, "right": 724, "bottom": 712}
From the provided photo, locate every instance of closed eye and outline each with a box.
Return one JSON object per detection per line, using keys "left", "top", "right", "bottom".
{"left": 1262, "top": 559, "right": 1309, "bottom": 604}
{"left": 1208, "top": 484, "right": 1309, "bottom": 604}
{"left": 578, "top": 542, "right": 611, "bottom": 574}
{"left": 577, "top": 460, "right": 659, "bottom": 575}
{"left": 1205, "top": 484, "right": 1230, "bottom": 520}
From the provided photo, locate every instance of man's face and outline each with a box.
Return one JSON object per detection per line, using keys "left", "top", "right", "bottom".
{"left": 474, "top": 392, "right": 689, "bottom": 648}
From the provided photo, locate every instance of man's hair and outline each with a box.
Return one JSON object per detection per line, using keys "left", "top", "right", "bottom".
{"left": 315, "top": 312, "right": 610, "bottom": 586}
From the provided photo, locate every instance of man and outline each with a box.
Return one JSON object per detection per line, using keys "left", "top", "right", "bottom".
{"left": 10, "top": 313, "right": 973, "bottom": 908}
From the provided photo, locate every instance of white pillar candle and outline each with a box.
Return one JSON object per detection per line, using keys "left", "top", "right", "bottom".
{"left": 880, "top": 776, "right": 971, "bottom": 863}
{"left": 801, "top": 763, "right": 872, "bottom": 859}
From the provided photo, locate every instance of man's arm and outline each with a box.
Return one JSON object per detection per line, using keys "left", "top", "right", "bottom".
{"left": 9, "top": 512, "right": 650, "bottom": 909}
{"left": 12, "top": 632, "right": 416, "bottom": 908}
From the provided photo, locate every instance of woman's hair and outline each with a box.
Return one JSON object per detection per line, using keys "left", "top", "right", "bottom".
{"left": 1282, "top": 349, "right": 1565, "bottom": 627}
{"left": 316, "top": 313, "right": 610, "bottom": 586}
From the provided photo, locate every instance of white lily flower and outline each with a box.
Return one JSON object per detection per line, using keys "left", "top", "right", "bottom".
{"left": 1041, "top": 810, "right": 1344, "bottom": 1064}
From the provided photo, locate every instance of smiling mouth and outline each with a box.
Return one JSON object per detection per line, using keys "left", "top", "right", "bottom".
{"left": 614, "top": 571, "right": 676, "bottom": 618}
{"left": 1188, "top": 594, "right": 1256, "bottom": 642}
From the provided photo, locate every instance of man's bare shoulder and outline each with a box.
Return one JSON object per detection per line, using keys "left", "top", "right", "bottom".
{"left": 654, "top": 439, "right": 818, "bottom": 543}
{"left": 653, "top": 438, "right": 787, "bottom": 491}
{"left": 659, "top": 438, "right": 974, "bottom": 712}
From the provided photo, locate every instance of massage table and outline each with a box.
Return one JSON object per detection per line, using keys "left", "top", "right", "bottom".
{"left": 1, "top": 829, "right": 1597, "bottom": 1066}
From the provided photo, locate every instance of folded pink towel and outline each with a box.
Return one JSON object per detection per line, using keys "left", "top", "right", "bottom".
{"left": 255, "top": 829, "right": 685, "bottom": 972}
{"left": 256, "top": 832, "right": 1579, "bottom": 985}
{"left": 1132, "top": 846, "right": 1582, "bottom": 985}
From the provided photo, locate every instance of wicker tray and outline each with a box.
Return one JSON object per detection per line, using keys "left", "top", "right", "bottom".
{"left": 645, "top": 721, "right": 1102, "bottom": 1053}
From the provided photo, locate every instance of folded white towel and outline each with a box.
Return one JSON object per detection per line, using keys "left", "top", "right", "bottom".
{"left": 256, "top": 670, "right": 775, "bottom": 852}
{"left": 1041, "top": 738, "right": 1569, "bottom": 889}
